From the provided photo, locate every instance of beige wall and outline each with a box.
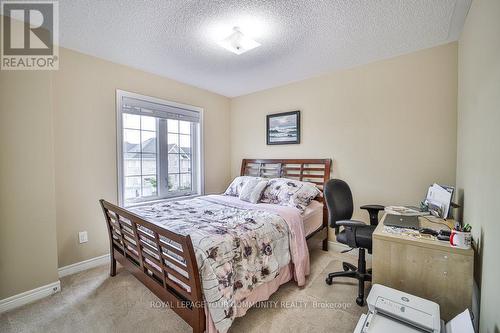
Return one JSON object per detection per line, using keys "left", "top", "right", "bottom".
{"left": 456, "top": 0, "right": 500, "bottom": 332}
{"left": 0, "top": 71, "right": 59, "bottom": 299}
{"left": 53, "top": 48, "right": 231, "bottom": 267}
{"left": 230, "top": 42, "right": 458, "bottom": 239}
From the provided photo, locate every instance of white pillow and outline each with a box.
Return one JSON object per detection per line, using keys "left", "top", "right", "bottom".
{"left": 239, "top": 179, "right": 268, "bottom": 204}
{"left": 224, "top": 176, "right": 263, "bottom": 197}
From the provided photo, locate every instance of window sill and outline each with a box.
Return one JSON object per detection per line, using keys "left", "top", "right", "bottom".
{"left": 124, "top": 193, "right": 202, "bottom": 208}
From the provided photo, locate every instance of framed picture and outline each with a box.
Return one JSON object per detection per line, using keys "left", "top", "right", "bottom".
{"left": 266, "top": 110, "right": 300, "bottom": 145}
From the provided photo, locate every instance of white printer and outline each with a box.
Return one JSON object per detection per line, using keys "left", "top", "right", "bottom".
{"left": 354, "top": 284, "right": 441, "bottom": 333}
{"left": 354, "top": 284, "right": 474, "bottom": 333}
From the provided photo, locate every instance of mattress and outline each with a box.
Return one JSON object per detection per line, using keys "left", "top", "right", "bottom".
{"left": 303, "top": 200, "right": 324, "bottom": 236}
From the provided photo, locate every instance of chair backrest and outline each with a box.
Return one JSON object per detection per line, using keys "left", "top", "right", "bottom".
{"left": 324, "top": 179, "right": 354, "bottom": 228}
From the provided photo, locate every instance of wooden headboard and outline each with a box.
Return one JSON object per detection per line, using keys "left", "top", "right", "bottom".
{"left": 240, "top": 158, "right": 332, "bottom": 192}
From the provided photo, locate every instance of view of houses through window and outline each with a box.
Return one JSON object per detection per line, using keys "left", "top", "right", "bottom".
{"left": 123, "top": 115, "right": 194, "bottom": 203}
{"left": 123, "top": 114, "right": 159, "bottom": 200}
{"left": 167, "top": 119, "right": 192, "bottom": 192}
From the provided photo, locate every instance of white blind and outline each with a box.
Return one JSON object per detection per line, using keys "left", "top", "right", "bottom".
{"left": 121, "top": 96, "right": 200, "bottom": 123}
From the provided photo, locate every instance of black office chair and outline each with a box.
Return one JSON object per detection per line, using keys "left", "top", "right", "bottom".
{"left": 323, "top": 179, "right": 384, "bottom": 306}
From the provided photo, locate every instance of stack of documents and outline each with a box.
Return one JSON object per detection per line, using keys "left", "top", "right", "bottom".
{"left": 425, "top": 183, "right": 453, "bottom": 218}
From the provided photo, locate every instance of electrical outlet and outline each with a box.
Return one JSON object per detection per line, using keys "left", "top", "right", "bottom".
{"left": 79, "top": 231, "right": 88, "bottom": 244}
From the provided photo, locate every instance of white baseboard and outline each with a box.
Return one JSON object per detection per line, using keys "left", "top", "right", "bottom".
{"left": 0, "top": 254, "right": 110, "bottom": 314}
{"left": 58, "top": 253, "right": 110, "bottom": 278}
{"left": 0, "top": 281, "right": 60, "bottom": 314}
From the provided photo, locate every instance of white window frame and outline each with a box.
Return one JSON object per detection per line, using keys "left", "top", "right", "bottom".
{"left": 116, "top": 89, "right": 204, "bottom": 207}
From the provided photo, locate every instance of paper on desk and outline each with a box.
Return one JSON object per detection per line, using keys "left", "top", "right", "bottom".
{"left": 383, "top": 226, "right": 436, "bottom": 240}
{"left": 445, "top": 309, "right": 474, "bottom": 333}
{"left": 384, "top": 206, "right": 427, "bottom": 216}
{"left": 425, "top": 183, "right": 452, "bottom": 218}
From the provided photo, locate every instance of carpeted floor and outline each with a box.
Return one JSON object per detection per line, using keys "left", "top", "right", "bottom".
{"left": 0, "top": 243, "right": 370, "bottom": 333}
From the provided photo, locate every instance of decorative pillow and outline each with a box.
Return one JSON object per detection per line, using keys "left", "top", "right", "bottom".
{"left": 261, "top": 178, "right": 320, "bottom": 211}
{"left": 239, "top": 179, "right": 268, "bottom": 204}
{"left": 224, "top": 176, "right": 263, "bottom": 197}
{"left": 289, "top": 183, "right": 322, "bottom": 211}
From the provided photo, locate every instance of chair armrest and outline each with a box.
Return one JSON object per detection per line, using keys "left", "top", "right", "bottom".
{"left": 360, "top": 204, "right": 385, "bottom": 226}
{"left": 360, "top": 204, "right": 385, "bottom": 211}
{"left": 336, "top": 220, "right": 366, "bottom": 227}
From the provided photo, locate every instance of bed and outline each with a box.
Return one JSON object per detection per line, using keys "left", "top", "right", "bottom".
{"left": 100, "top": 158, "right": 331, "bottom": 333}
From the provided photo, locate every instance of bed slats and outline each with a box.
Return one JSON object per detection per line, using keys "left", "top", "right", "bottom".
{"left": 100, "top": 200, "right": 205, "bottom": 332}
{"left": 241, "top": 158, "right": 331, "bottom": 193}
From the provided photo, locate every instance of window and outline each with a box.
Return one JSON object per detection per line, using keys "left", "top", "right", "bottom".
{"left": 117, "top": 90, "right": 203, "bottom": 206}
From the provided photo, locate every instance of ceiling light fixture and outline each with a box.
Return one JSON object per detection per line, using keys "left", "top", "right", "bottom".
{"left": 217, "top": 27, "right": 261, "bottom": 55}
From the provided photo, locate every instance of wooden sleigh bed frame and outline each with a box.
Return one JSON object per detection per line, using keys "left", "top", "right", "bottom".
{"left": 100, "top": 158, "right": 331, "bottom": 333}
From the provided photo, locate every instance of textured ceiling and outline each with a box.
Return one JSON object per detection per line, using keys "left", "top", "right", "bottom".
{"left": 58, "top": 0, "right": 471, "bottom": 97}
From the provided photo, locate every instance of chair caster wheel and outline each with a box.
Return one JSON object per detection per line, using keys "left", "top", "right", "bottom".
{"left": 325, "top": 277, "right": 333, "bottom": 285}
{"left": 356, "top": 297, "right": 364, "bottom": 306}
{"left": 342, "top": 263, "right": 350, "bottom": 271}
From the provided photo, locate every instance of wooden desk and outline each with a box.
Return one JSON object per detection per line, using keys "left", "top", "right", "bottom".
{"left": 372, "top": 214, "right": 474, "bottom": 321}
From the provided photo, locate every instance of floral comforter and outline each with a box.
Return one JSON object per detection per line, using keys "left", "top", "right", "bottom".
{"left": 130, "top": 194, "right": 310, "bottom": 333}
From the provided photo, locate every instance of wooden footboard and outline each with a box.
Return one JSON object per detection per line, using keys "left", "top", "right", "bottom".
{"left": 99, "top": 199, "right": 205, "bottom": 333}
